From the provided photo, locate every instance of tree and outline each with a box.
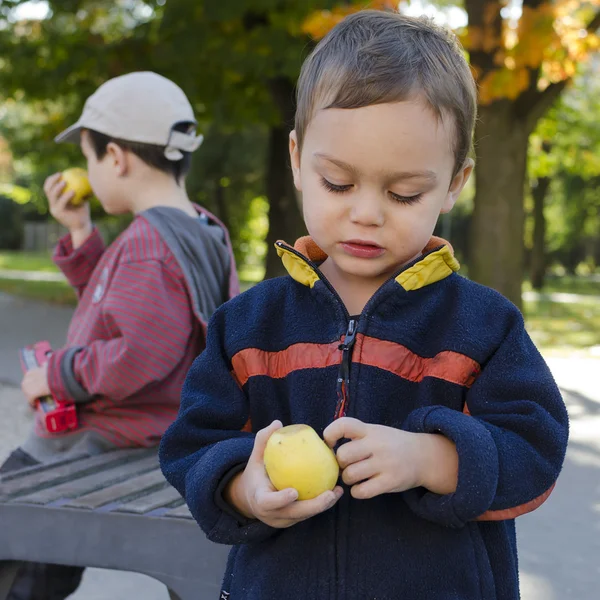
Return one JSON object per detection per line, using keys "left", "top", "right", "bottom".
{"left": 463, "top": 0, "right": 600, "bottom": 307}
{"left": 528, "top": 59, "right": 600, "bottom": 285}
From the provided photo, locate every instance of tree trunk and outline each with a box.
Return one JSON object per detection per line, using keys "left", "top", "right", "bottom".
{"left": 530, "top": 176, "right": 551, "bottom": 290}
{"left": 264, "top": 77, "right": 306, "bottom": 280}
{"left": 264, "top": 124, "right": 306, "bottom": 279}
{"left": 470, "top": 103, "right": 531, "bottom": 310}
{"left": 214, "top": 181, "right": 230, "bottom": 232}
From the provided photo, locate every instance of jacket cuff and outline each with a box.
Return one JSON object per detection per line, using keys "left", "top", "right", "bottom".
{"left": 214, "top": 463, "right": 254, "bottom": 525}
{"left": 46, "top": 348, "right": 69, "bottom": 401}
{"left": 402, "top": 406, "right": 499, "bottom": 528}
{"left": 60, "top": 347, "right": 93, "bottom": 403}
{"left": 47, "top": 347, "right": 93, "bottom": 403}
{"left": 185, "top": 437, "right": 277, "bottom": 545}
{"left": 53, "top": 227, "right": 104, "bottom": 286}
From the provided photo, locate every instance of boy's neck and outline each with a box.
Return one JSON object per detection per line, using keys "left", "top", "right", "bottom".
{"left": 126, "top": 173, "right": 197, "bottom": 217}
{"left": 319, "top": 252, "right": 422, "bottom": 316}
{"left": 319, "top": 259, "right": 386, "bottom": 316}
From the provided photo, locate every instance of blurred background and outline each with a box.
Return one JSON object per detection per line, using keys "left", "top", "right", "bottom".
{"left": 0, "top": 1, "right": 599, "bottom": 599}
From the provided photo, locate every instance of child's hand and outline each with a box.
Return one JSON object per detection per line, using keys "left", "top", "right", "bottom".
{"left": 324, "top": 417, "right": 458, "bottom": 499}
{"left": 21, "top": 363, "right": 50, "bottom": 409}
{"left": 225, "top": 420, "right": 343, "bottom": 528}
{"left": 44, "top": 173, "right": 92, "bottom": 247}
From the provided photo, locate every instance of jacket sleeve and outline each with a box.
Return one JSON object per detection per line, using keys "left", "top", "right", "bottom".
{"left": 47, "top": 258, "right": 193, "bottom": 402}
{"left": 53, "top": 228, "right": 105, "bottom": 298}
{"left": 401, "top": 310, "right": 569, "bottom": 528}
{"left": 159, "top": 308, "right": 278, "bottom": 546}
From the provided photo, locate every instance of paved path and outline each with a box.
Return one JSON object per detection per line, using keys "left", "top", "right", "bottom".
{"left": 0, "top": 292, "right": 72, "bottom": 386}
{"left": 1, "top": 292, "right": 599, "bottom": 599}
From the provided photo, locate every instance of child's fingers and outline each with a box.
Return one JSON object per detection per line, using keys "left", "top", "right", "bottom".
{"left": 341, "top": 458, "right": 378, "bottom": 486}
{"left": 43, "top": 173, "right": 62, "bottom": 197}
{"left": 47, "top": 178, "right": 67, "bottom": 204}
{"left": 249, "top": 420, "right": 282, "bottom": 466}
{"left": 335, "top": 438, "right": 372, "bottom": 469}
{"left": 323, "top": 417, "right": 367, "bottom": 448}
{"left": 350, "top": 476, "right": 385, "bottom": 500}
{"left": 275, "top": 486, "right": 343, "bottom": 522}
{"left": 55, "top": 189, "right": 75, "bottom": 211}
{"left": 255, "top": 487, "right": 298, "bottom": 512}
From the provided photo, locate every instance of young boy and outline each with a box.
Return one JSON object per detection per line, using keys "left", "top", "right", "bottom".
{"left": 159, "top": 12, "right": 568, "bottom": 600}
{"left": 1, "top": 71, "right": 238, "bottom": 600}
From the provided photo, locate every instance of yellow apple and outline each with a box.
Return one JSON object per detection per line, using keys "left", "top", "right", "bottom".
{"left": 61, "top": 168, "right": 93, "bottom": 206}
{"left": 264, "top": 424, "right": 339, "bottom": 501}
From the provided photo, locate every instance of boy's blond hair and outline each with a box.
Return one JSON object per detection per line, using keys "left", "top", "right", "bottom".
{"left": 295, "top": 10, "right": 477, "bottom": 176}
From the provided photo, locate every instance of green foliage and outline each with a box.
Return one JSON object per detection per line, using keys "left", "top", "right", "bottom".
{"left": 529, "top": 62, "right": 600, "bottom": 273}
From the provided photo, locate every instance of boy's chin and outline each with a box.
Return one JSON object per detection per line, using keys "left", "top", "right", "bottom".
{"left": 99, "top": 201, "right": 128, "bottom": 216}
{"left": 334, "top": 257, "right": 397, "bottom": 282}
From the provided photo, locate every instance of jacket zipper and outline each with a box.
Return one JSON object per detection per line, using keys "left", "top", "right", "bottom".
{"left": 334, "top": 318, "right": 357, "bottom": 420}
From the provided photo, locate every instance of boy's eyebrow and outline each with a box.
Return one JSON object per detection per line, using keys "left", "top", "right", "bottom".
{"left": 313, "top": 153, "right": 437, "bottom": 183}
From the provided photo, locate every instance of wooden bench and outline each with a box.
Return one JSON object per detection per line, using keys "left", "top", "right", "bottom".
{"left": 0, "top": 448, "right": 229, "bottom": 599}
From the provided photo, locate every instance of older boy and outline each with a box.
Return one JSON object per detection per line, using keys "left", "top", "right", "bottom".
{"left": 160, "top": 13, "right": 568, "bottom": 600}
{"left": 2, "top": 71, "right": 238, "bottom": 600}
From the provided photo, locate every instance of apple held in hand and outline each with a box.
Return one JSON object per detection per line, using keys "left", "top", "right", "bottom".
{"left": 264, "top": 424, "right": 339, "bottom": 500}
{"left": 61, "top": 168, "right": 93, "bottom": 206}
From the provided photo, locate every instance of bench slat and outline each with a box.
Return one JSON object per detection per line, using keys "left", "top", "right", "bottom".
{"left": 13, "top": 455, "right": 159, "bottom": 504}
{"left": 115, "top": 484, "right": 182, "bottom": 514}
{"left": 165, "top": 503, "right": 193, "bottom": 519}
{"left": 0, "top": 449, "right": 153, "bottom": 499}
{"left": 64, "top": 468, "right": 166, "bottom": 510}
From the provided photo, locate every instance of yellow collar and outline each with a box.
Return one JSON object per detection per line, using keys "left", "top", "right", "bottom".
{"left": 275, "top": 236, "right": 459, "bottom": 291}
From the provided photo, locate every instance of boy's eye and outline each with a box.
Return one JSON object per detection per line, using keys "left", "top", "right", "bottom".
{"left": 389, "top": 191, "right": 423, "bottom": 205}
{"left": 320, "top": 178, "right": 352, "bottom": 194}
{"left": 321, "top": 177, "right": 423, "bottom": 205}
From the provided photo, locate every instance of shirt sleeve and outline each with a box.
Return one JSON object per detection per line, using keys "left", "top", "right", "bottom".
{"left": 401, "top": 310, "right": 569, "bottom": 528}
{"left": 47, "top": 258, "right": 193, "bottom": 402}
{"left": 53, "top": 228, "right": 105, "bottom": 298}
{"left": 159, "top": 308, "right": 278, "bottom": 546}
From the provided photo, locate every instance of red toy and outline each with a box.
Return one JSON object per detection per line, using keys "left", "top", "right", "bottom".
{"left": 19, "top": 341, "right": 78, "bottom": 433}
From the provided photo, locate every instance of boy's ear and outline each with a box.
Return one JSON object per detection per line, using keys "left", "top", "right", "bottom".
{"left": 441, "top": 158, "right": 474, "bottom": 214}
{"left": 105, "top": 142, "right": 128, "bottom": 177}
{"left": 289, "top": 130, "right": 302, "bottom": 192}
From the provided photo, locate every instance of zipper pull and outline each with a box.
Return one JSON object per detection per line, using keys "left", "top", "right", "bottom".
{"left": 341, "top": 319, "right": 357, "bottom": 350}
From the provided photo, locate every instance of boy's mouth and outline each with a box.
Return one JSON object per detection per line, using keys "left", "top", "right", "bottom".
{"left": 340, "top": 240, "right": 385, "bottom": 259}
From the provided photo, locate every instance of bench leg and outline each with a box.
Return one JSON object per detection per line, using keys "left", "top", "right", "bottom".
{"left": 0, "top": 561, "right": 21, "bottom": 600}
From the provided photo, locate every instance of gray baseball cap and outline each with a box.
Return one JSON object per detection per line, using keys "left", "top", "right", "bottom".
{"left": 55, "top": 71, "right": 203, "bottom": 160}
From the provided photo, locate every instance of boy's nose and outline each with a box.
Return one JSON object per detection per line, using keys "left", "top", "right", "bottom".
{"left": 349, "top": 195, "right": 385, "bottom": 227}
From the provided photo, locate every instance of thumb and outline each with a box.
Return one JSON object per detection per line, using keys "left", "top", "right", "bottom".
{"left": 249, "top": 420, "right": 283, "bottom": 465}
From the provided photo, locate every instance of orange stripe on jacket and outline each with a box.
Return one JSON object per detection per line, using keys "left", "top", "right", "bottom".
{"left": 232, "top": 337, "right": 479, "bottom": 389}
{"left": 232, "top": 342, "right": 342, "bottom": 387}
{"left": 355, "top": 335, "right": 481, "bottom": 388}
{"left": 476, "top": 484, "right": 555, "bottom": 521}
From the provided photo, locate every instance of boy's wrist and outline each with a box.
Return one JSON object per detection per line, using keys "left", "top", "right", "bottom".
{"left": 70, "top": 223, "right": 93, "bottom": 249}
{"left": 224, "top": 471, "right": 255, "bottom": 520}
{"left": 417, "top": 433, "right": 459, "bottom": 496}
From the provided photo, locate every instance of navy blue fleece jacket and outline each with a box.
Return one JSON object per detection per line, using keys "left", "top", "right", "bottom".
{"left": 159, "top": 236, "right": 568, "bottom": 600}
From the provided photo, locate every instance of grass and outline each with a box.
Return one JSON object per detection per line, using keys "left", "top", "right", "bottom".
{"left": 524, "top": 298, "right": 600, "bottom": 356}
{"left": 0, "top": 251, "right": 60, "bottom": 273}
{"left": 524, "top": 275, "right": 600, "bottom": 297}
{"left": 0, "top": 278, "right": 76, "bottom": 305}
